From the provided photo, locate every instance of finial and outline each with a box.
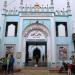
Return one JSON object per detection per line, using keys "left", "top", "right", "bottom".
{"left": 4, "top": 1, "right": 7, "bottom": 8}
{"left": 50, "top": 0, "right": 54, "bottom": 12}
{"left": 25, "top": 4, "right": 27, "bottom": 7}
{"left": 30, "top": 4, "right": 31, "bottom": 8}
{"left": 20, "top": 0, "right": 23, "bottom": 5}
{"left": 67, "top": 0, "right": 70, "bottom": 8}
{"left": 63, "top": 8, "right": 64, "bottom": 11}
{"left": 3, "top": 1, "right": 7, "bottom": 14}
{"left": 67, "top": 0, "right": 71, "bottom": 15}
{"left": 47, "top": 4, "right": 49, "bottom": 11}
{"left": 47, "top": 4, "right": 48, "bottom": 7}
{"left": 51, "top": 0, "right": 53, "bottom": 5}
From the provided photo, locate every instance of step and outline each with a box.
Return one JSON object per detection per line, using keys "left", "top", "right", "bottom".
{"left": 24, "top": 67, "right": 48, "bottom": 70}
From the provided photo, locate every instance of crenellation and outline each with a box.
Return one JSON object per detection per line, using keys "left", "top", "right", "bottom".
{"left": 3, "top": 6, "right": 71, "bottom": 16}
{"left": 5, "top": 9, "right": 19, "bottom": 15}
{"left": 55, "top": 10, "right": 69, "bottom": 16}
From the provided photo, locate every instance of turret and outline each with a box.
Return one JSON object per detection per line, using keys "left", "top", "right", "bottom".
{"left": 3, "top": 0, "right": 7, "bottom": 14}
{"left": 20, "top": 0, "right": 23, "bottom": 11}
{"left": 51, "top": 0, "right": 54, "bottom": 12}
{"left": 67, "top": 0, "right": 71, "bottom": 15}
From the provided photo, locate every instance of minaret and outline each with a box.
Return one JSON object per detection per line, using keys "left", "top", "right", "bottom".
{"left": 51, "top": 0, "right": 54, "bottom": 12}
{"left": 20, "top": 0, "right": 23, "bottom": 11}
{"left": 20, "top": 0, "right": 23, "bottom": 5}
{"left": 51, "top": 0, "right": 53, "bottom": 5}
{"left": 67, "top": 0, "right": 71, "bottom": 15}
{"left": 3, "top": 1, "right": 7, "bottom": 14}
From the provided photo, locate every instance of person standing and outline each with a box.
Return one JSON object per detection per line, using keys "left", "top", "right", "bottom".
{"left": 8, "top": 54, "right": 15, "bottom": 74}
{"left": 42, "top": 55, "right": 44, "bottom": 62}
{"left": 35, "top": 55, "right": 39, "bottom": 65}
{"left": 67, "top": 63, "right": 72, "bottom": 75}
{"left": 2, "top": 54, "right": 8, "bottom": 75}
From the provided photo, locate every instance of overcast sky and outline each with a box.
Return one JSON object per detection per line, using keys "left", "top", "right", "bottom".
{"left": 0, "top": 0, "right": 75, "bottom": 27}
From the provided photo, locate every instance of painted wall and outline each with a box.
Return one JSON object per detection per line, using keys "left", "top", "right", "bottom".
{"left": 22, "top": 19, "right": 51, "bottom": 31}
{"left": 0, "top": 13, "right": 73, "bottom": 67}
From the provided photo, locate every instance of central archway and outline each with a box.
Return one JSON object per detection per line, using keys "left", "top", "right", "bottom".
{"left": 22, "top": 22, "right": 51, "bottom": 67}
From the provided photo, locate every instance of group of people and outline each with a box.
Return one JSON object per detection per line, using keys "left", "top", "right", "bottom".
{"left": 0, "top": 54, "right": 15, "bottom": 75}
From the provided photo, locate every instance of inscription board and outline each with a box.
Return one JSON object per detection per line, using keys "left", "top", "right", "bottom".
{"left": 20, "top": 12, "right": 53, "bottom": 17}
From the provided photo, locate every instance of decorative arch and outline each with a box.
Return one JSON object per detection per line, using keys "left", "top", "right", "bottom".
{"left": 22, "top": 23, "right": 50, "bottom": 38}
{"left": 56, "top": 22, "right": 68, "bottom": 37}
{"left": 7, "top": 24, "right": 15, "bottom": 36}
{"left": 22, "top": 23, "right": 51, "bottom": 66}
{"left": 58, "top": 24, "right": 66, "bottom": 36}
{"left": 5, "top": 22, "right": 18, "bottom": 37}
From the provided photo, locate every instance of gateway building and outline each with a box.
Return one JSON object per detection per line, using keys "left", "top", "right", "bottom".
{"left": 0, "top": 0, "right": 74, "bottom": 68}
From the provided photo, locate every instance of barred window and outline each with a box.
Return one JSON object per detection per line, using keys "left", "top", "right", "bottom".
{"left": 5, "top": 22, "right": 18, "bottom": 37}
{"left": 58, "top": 24, "right": 66, "bottom": 36}
{"left": 7, "top": 24, "right": 15, "bottom": 36}
{"left": 56, "top": 22, "right": 68, "bottom": 37}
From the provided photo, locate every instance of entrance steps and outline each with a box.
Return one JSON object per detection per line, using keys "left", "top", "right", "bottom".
{"left": 21, "top": 67, "right": 60, "bottom": 73}
{"left": 24, "top": 67, "right": 48, "bottom": 70}
{"left": 26, "top": 62, "right": 47, "bottom": 67}
{"left": 21, "top": 67, "right": 49, "bottom": 73}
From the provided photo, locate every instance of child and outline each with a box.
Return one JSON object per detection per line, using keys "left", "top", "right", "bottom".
{"left": 67, "top": 63, "right": 72, "bottom": 75}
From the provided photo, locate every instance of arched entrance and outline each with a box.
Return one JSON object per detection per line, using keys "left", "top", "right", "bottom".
{"left": 25, "top": 41, "right": 47, "bottom": 67}
{"left": 22, "top": 22, "right": 51, "bottom": 67}
{"left": 33, "top": 48, "right": 41, "bottom": 64}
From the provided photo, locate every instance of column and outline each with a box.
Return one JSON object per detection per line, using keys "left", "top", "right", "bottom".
{"left": 50, "top": 17, "right": 56, "bottom": 63}
{"left": 21, "top": 37, "right": 26, "bottom": 67}
{"left": 47, "top": 35, "right": 52, "bottom": 67}
{"left": 16, "top": 18, "right": 23, "bottom": 68}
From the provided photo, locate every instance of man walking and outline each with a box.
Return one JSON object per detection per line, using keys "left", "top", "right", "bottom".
{"left": 8, "top": 54, "right": 15, "bottom": 75}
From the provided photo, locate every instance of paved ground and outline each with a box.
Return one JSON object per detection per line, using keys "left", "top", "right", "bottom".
{"left": 0, "top": 67, "right": 74, "bottom": 75}
{"left": 0, "top": 71, "right": 67, "bottom": 75}
{"left": 0, "top": 69, "right": 68, "bottom": 75}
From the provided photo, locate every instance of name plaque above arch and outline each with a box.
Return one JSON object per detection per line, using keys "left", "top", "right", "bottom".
{"left": 23, "top": 23, "right": 50, "bottom": 38}
{"left": 27, "top": 30, "right": 46, "bottom": 39}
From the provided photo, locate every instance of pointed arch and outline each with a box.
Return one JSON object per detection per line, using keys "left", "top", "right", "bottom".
{"left": 58, "top": 24, "right": 66, "bottom": 36}
{"left": 23, "top": 23, "right": 50, "bottom": 38}
{"left": 56, "top": 22, "right": 68, "bottom": 37}
{"left": 7, "top": 24, "right": 15, "bottom": 36}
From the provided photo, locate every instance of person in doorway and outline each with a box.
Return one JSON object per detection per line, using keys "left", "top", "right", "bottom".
{"left": 36, "top": 55, "right": 39, "bottom": 64}
{"left": 8, "top": 54, "right": 15, "bottom": 75}
{"left": 42, "top": 55, "right": 45, "bottom": 62}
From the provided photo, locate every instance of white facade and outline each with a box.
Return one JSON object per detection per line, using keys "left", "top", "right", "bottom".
{"left": 0, "top": 0, "right": 74, "bottom": 68}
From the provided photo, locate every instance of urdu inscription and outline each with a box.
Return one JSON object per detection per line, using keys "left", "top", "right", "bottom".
{"left": 20, "top": 12, "right": 53, "bottom": 17}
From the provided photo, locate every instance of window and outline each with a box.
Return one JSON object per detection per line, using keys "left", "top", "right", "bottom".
{"left": 58, "top": 24, "right": 65, "bottom": 36}
{"left": 56, "top": 22, "right": 68, "bottom": 37}
{"left": 5, "top": 22, "right": 18, "bottom": 37}
{"left": 7, "top": 24, "right": 15, "bottom": 36}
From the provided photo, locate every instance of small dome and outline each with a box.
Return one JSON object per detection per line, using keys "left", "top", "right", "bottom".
{"left": 34, "top": 3, "right": 41, "bottom": 8}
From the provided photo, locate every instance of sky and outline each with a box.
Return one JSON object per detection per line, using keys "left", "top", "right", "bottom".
{"left": 0, "top": 0, "right": 75, "bottom": 29}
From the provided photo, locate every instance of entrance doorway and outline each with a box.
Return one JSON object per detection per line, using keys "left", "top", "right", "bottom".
{"left": 25, "top": 41, "right": 47, "bottom": 67}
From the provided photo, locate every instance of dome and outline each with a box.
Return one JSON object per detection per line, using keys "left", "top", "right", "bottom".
{"left": 34, "top": 3, "right": 41, "bottom": 8}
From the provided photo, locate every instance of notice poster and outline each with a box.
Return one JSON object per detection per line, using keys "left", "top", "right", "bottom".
{"left": 59, "top": 46, "right": 67, "bottom": 60}
{"left": 5, "top": 45, "right": 15, "bottom": 55}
